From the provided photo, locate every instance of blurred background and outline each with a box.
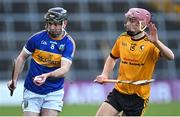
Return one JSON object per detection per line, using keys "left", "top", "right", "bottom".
{"left": 0, "top": 0, "right": 180, "bottom": 116}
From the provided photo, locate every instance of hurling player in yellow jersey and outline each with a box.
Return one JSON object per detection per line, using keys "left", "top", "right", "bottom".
{"left": 95, "top": 8, "right": 174, "bottom": 116}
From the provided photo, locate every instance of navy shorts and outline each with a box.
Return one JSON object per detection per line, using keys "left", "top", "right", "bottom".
{"left": 105, "top": 88, "right": 148, "bottom": 116}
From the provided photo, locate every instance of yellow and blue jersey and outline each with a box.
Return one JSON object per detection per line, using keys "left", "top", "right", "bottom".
{"left": 23, "top": 30, "right": 75, "bottom": 94}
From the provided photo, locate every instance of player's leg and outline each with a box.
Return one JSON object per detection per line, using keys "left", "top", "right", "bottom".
{"left": 96, "top": 89, "right": 123, "bottom": 116}
{"left": 96, "top": 102, "right": 119, "bottom": 116}
{"left": 40, "top": 89, "right": 64, "bottom": 116}
{"left": 22, "top": 89, "right": 44, "bottom": 116}
{"left": 40, "top": 108, "right": 58, "bottom": 116}
{"left": 23, "top": 111, "right": 39, "bottom": 116}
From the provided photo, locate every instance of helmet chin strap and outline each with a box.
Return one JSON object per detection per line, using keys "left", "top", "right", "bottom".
{"left": 61, "top": 21, "right": 65, "bottom": 30}
{"left": 127, "top": 21, "right": 147, "bottom": 36}
{"left": 61, "top": 21, "right": 66, "bottom": 35}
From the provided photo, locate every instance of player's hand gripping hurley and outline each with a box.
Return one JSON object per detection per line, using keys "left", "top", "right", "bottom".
{"left": 94, "top": 79, "right": 155, "bottom": 85}
{"left": 8, "top": 59, "right": 16, "bottom": 96}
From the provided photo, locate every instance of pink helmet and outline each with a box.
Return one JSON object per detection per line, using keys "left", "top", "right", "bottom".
{"left": 125, "top": 8, "right": 151, "bottom": 25}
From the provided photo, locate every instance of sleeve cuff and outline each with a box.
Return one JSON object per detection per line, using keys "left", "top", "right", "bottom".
{"left": 23, "top": 46, "right": 32, "bottom": 55}
{"left": 110, "top": 53, "right": 119, "bottom": 59}
{"left": 62, "top": 57, "right": 72, "bottom": 63}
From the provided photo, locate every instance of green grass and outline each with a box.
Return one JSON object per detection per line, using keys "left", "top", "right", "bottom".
{"left": 0, "top": 102, "right": 180, "bottom": 116}
{"left": 61, "top": 104, "right": 99, "bottom": 116}
{"left": 144, "top": 102, "right": 180, "bottom": 116}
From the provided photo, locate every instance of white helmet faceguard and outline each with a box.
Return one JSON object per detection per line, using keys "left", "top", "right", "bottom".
{"left": 125, "top": 8, "right": 151, "bottom": 32}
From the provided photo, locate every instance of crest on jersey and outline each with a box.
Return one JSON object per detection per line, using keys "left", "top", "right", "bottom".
{"left": 59, "top": 44, "right": 65, "bottom": 51}
{"left": 140, "top": 45, "right": 145, "bottom": 50}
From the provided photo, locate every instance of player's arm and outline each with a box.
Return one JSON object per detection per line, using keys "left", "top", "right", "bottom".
{"left": 7, "top": 50, "right": 29, "bottom": 91}
{"left": 148, "top": 22, "right": 174, "bottom": 60}
{"left": 33, "top": 60, "right": 72, "bottom": 86}
{"left": 154, "top": 40, "right": 174, "bottom": 60}
{"left": 95, "top": 55, "right": 116, "bottom": 84}
{"left": 48, "top": 60, "right": 72, "bottom": 78}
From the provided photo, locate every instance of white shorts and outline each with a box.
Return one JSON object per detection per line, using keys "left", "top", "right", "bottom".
{"left": 22, "top": 88, "right": 64, "bottom": 113}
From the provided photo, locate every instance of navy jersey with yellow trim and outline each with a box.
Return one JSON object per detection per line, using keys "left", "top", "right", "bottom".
{"left": 23, "top": 30, "right": 75, "bottom": 94}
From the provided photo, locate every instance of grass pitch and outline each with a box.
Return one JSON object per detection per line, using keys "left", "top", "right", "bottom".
{"left": 0, "top": 102, "right": 180, "bottom": 116}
